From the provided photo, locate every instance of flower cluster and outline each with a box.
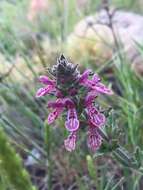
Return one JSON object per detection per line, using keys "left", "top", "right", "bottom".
{"left": 36, "top": 55, "right": 113, "bottom": 152}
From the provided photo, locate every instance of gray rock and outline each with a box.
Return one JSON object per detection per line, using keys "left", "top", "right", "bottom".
{"left": 67, "top": 10, "right": 143, "bottom": 74}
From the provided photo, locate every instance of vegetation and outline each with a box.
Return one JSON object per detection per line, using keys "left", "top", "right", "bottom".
{"left": 0, "top": 0, "right": 143, "bottom": 189}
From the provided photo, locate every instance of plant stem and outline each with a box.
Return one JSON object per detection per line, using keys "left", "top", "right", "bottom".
{"left": 44, "top": 121, "right": 52, "bottom": 189}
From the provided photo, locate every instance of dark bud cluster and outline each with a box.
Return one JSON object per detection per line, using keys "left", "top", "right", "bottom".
{"left": 49, "top": 55, "right": 79, "bottom": 92}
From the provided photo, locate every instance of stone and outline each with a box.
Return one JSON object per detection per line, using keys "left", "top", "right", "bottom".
{"left": 67, "top": 10, "right": 143, "bottom": 74}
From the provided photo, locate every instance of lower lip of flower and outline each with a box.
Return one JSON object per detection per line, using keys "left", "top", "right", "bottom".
{"left": 65, "top": 118, "right": 79, "bottom": 132}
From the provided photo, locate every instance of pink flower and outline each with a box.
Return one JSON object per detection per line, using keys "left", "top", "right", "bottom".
{"left": 65, "top": 99, "right": 79, "bottom": 132}
{"left": 85, "top": 92, "right": 106, "bottom": 127}
{"left": 36, "top": 75, "right": 56, "bottom": 97}
{"left": 65, "top": 114, "right": 79, "bottom": 131}
{"left": 92, "top": 74, "right": 101, "bottom": 83}
{"left": 79, "top": 70, "right": 113, "bottom": 95}
{"left": 78, "top": 69, "right": 92, "bottom": 84}
{"left": 64, "top": 132, "right": 77, "bottom": 152}
{"left": 87, "top": 105, "right": 106, "bottom": 127}
{"left": 47, "top": 99, "right": 65, "bottom": 124}
{"left": 47, "top": 98, "right": 80, "bottom": 132}
{"left": 36, "top": 86, "right": 55, "bottom": 97}
{"left": 39, "top": 75, "right": 55, "bottom": 85}
{"left": 87, "top": 126, "right": 102, "bottom": 151}
{"left": 36, "top": 55, "right": 113, "bottom": 152}
{"left": 48, "top": 100, "right": 65, "bottom": 109}
{"left": 85, "top": 91, "right": 98, "bottom": 105}
{"left": 92, "top": 82, "right": 113, "bottom": 95}
{"left": 84, "top": 90, "right": 105, "bottom": 151}
{"left": 47, "top": 108, "right": 63, "bottom": 124}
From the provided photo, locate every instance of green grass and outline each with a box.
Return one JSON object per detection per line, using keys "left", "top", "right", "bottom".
{"left": 0, "top": 0, "right": 143, "bottom": 189}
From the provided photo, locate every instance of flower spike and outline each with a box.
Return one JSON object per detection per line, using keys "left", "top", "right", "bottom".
{"left": 36, "top": 55, "right": 113, "bottom": 151}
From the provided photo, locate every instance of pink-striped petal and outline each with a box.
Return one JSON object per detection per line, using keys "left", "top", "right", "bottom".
{"left": 90, "top": 113, "right": 106, "bottom": 127}
{"left": 87, "top": 105, "right": 98, "bottom": 116}
{"left": 93, "top": 83, "right": 113, "bottom": 95}
{"left": 92, "top": 74, "right": 101, "bottom": 83}
{"left": 85, "top": 91, "right": 98, "bottom": 106}
{"left": 36, "top": 85, "right": 55, "bottom": 97}
{"left": 39, "top": 75, "right": 56, "bottom": 85}
{"left": 47, "top": 108, "right": 63, "bottom": 124}
{"left": 64, "top": 133, "right": 76, "bottom": 152}
{"left": 87, "top": 128, "right": 102, "bottom": 151}
{"left": 67, "top": 108, "right": 78, "bottom": 120}
{"left": 47, "top": 111, "right": 58, "bottom": 124}
{"left": 65, "top": 118, "right": 79, "bottom": 132}
{"left": 48, "top": 101, "right": 65, "bottom": 109}
{"left": 87, "top": 105, "right": 106, "bottom": 127}
{"left": 79, "top": 69, "right": 92, "bottom": 84}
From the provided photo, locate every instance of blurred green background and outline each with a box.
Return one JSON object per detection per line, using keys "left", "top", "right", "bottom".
{"left": 0, "top": 0, "right": 143, "bottom": 189}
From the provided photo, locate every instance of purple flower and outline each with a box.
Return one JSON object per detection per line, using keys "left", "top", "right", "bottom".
{"left": 64, "top": 132, "right": 77, "bottom": 152}
{"left": 36, "top": 55, "right": 113, "bottom": 152}
{"left": 47, "top": 98, "right": 65, "bottom": 124}
{"left": 60, "top": 98, "right": 80, "bottom": 132}
{"left": 47, "top": 108, "right": 63, "bottom": 124}
{"left": 78, "top": 69, "right": 92, "bottom": 84}
{"left": 39, "top": 75, "right": 56, "bottom": 85}
{"left": 47, "top": 98, "right": 80, "bottom": 132}
{"left": 85, "top": 92, "right": 105, "bottom": 127}
{"left": 87, "top": 125, "right": 102, "bottom": 151}
{"left": 85, "top": 91, "right": 98, "bottom": 105}
{"left": 36, "top": 75, "right": 56, "bottom": 97}
{"left": 92, "top": 82, "right": 113, "bottom": 95}
{"left": 86, "top": 105, "right": 106, "bottom": 127}
{"left": 79, "top": 71, "right": 113, "bottom": 95}
{"left": 65, "top": 108, "right": 79, "bottom": 132}
{"left": 48, "top": 100, "right": 65, "bottom": 109}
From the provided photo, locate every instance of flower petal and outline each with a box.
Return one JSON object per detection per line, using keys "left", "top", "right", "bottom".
{"left": 64, "top": 98, "right": 75, "bottom": 108}
{"left": 85, "top": 91, "right": 98, "bottom": 106}
{"left": 87, "top": 128, "right": 102, "bottom": 151}
{"left": 47, "top": 108, "right": 63, "bottom": 124}
{"left": 79, "top": 69, "right": 92, "bottom": 84}
{"left": 64, "top": 133, "right": 76, "bottom": 152}
{"left": 65, "top": 118, "right": 79, "bottom": 132}
{"left": 67, "top": 108, "right": 78, "bottom": 120}
{"left": 87, "top": 105, "right": 106, "bottom": 127}
{"left": 90, "top": 113, "right": 106, "bottom": 127}
{"left": 47, "top": 111, "right": 58, "bottom": 124}
{"left": 48, "top": 101, "right": 65, "bottom": 109}
{"left": 93, "top": 83, "right": 113, "bottom": 95}
{"left": 39, "top": 75, "right": 55, "bottom": 85}
{"left": 36, "top": 85, "right": 55, "bottom": 97}
{"left": 92, "top": 74, "right": 101, "bottom": 83}
{"left": 87, "top": 106, "right": 98, "bottom": 116}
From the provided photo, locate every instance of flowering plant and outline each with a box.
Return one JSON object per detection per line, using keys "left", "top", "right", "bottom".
{"left": 36, "top": 55, "right": 113, "bottom": 152}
